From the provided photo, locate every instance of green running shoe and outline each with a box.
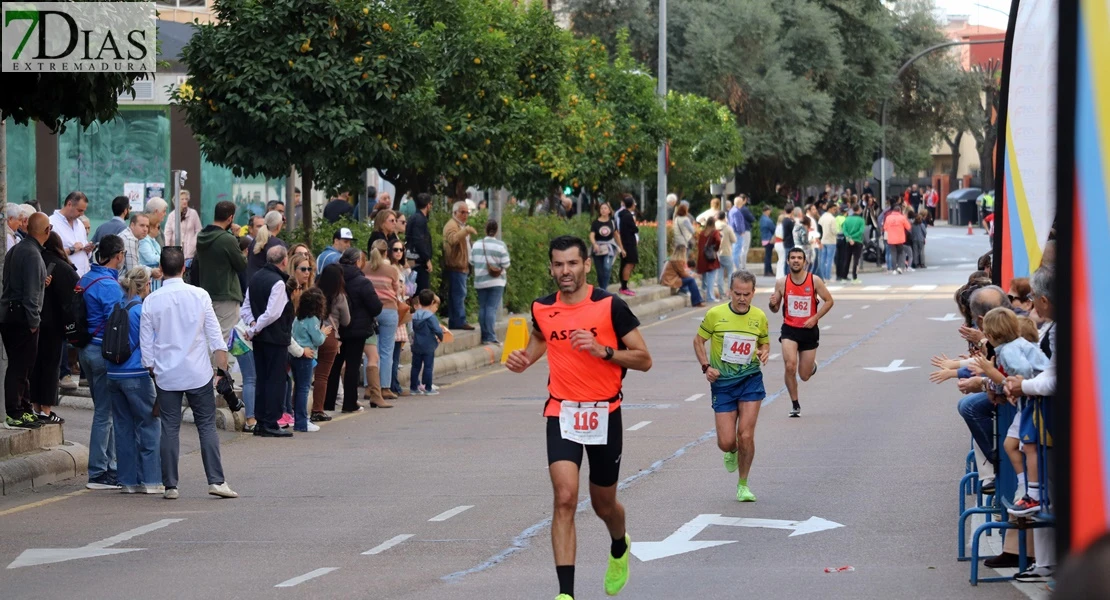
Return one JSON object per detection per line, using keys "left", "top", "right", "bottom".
{"left": 736, "top": 483, "right": 757, "bottom": 502}
{"left": 604, "top": 534, "right": 631, "bottom": 595}
{"left": 555, "top": 595, "right": 574, "bottom": 600}
{"left": 723, "top": 451, "right": 738, "bottom": 473}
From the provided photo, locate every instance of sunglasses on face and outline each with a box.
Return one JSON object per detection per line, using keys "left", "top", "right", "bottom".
{"left": 391, "top": 247, "right": 404, "bottom": 252}
{"left": 297, "top": 266, "right": 311, "bottom": 273}
{"left": 1008, "top": 294, "right": 1027, "bottom": 303}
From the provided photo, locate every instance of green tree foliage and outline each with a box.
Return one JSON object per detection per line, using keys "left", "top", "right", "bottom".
{"left": 665, "top": 90, "right": 744, "bottom": 199}
{"left": 564, "top": 0, "right": 975, "bottom": 201}
{"left": 174, "top": 0, "right": 426, "bottom": 197}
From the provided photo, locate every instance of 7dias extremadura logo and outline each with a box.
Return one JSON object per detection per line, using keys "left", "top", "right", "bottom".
{"left": 3, "top": 2, "right": 156, "bottom": 73}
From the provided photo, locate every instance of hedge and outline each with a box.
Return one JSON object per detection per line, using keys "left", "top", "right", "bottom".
{"left": 284, "top": 210, "right": 661, "bottom": 318}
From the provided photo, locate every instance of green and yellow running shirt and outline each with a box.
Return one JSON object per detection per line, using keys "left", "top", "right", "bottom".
{"left": 698, "top": 303, "right": 770, "bottom": 385}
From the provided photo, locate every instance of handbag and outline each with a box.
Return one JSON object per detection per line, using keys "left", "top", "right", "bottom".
{"left": 702, "top": 234, "right": 718, "bottom": 262}
{"left": 398, "top": 297, "right": 412, "bottom": 325}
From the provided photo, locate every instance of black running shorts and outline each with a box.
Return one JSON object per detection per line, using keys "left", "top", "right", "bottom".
{"left": 779, "top": 323, "right": 820, "bottom": 352}
{"left": 546, "top": 407, "right": 623, "bottom": 487}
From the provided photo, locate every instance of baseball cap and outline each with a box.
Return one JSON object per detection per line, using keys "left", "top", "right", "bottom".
{"left": 334, "top": 227, "right": 354, "bottom": 240}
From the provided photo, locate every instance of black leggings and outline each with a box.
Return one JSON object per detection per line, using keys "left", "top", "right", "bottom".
{"left": 30, "top": 327, "right": 65, "bottom": 407}
{"left": 848, "top": 243, "right": 864, "bottom": 279}
{"left": 326, "top": 336, "right": 367, "bottom": 412}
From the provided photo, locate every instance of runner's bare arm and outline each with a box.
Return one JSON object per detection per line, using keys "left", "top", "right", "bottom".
{"left": 757, "top": 342, "right": 771, "bottom": 364}
{"left": 768, "top": 278, "right": 785, "bottom": 313}
{"left": 806, "top": 276, "right": 835, "bottom": 326}
{"left": 505, "top": 331, "right": 547, "bottom": 373}
{"left": 693, "top": 335, "right": 719, "bottom": 382}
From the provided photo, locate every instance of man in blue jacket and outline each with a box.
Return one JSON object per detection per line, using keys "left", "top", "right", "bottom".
{"left": 759, "top": 206, "right": 775, "bottom": 276}
{"left": 317, "top": 227, "right": 354, "bottom": 272}
{"left": 78, "top": 234, "right": 126, "bottom": 490}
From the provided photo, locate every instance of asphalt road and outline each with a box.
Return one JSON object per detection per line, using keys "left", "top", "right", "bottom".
{"left": 1, "top": 227, "right": 1030, "bottom": 600}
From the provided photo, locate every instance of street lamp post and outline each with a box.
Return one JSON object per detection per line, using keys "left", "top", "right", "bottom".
{"left": 655, "top": 0, "right": 667, "bottom": 280}
{"left": 879, "top": 38, "right": 1002, "bottom": 205}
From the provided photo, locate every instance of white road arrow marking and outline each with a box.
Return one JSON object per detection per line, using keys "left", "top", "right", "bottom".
{"left": 928, "top": 313, "right": 963, "bottom": 322}
{"left": 631, "top": 514, "right": 843, "bottom": 562}
{"left": 8, "top": 518, "right": 184, "bottom": 569}
{"left": 864, "top": 359, "right": 919, "bottom": 373}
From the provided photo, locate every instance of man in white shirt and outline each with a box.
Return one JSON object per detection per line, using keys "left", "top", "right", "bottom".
{"left": 140, "top": 247, "right": 238, "bottom": 500}
{"left": 49, "top": 191, "right": 93, "bottom": 276}
{"left": 163, "top": 189, "right": 203, "bottom": 260}
{"left": 817, "top": 204, "right": 839, "bottom": 281}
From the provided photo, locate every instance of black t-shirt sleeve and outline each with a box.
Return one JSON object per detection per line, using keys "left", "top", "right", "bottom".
{"left": 610, "top": 296, "right": 640, "bottom": 339}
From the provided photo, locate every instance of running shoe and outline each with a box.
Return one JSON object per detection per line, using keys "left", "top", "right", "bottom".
{"left": 423, "top": 388, "right": 440, "bottom": 396}
{"left": 37, "top": 412, "right": 64, "bottom": 424}
{"left": 619, "top": 289, "right": 636, "bottom": 297}
{"left": 310, "top": 412, "right": 332, "bottom": 422}
{"left": 1007, "top": 496, "right": 1041, "bottom": 517}
{"left": 604, "top": 534, "right": 631, "bottom": 595}
{"left": 723, "top": 451, "right": 738, "bottom": 473}
{"left": 86, "top": 473, "right": 122, "bottom": 490}
{"left": 1014, "top": 564, "right": 1053, "bottom": 582}
{"left": 555, "top": 595, "right": 574, "bottom": 600}
{"left": 789, "top": 400, "right": 801, "bottom": 418}
{"left": 4, "top": 414, "right": 41, "bottom": 429}
{"left": 736, "top": 483, "right": 757, "bottom": 502}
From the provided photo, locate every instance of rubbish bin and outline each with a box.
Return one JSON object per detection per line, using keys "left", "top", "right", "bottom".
{"left": 948, "top": 203, "right": 961, "bottom": 226}
{"left": 958, "top": 199, "right": 979, "bottom": 225}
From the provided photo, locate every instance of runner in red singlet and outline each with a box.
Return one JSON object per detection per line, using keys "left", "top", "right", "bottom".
{"left": 506, "top": 235, "right": 652, "bottom": 600}
{"left": 768, "top": 247, "right": 834, "bottom": 417}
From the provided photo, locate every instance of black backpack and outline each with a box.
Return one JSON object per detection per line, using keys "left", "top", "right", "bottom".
{"left": 102, "top": 299, "right": 141, "bottom": 365}
{"left": 64, "top": 276, "right": 113, "bottom": 348}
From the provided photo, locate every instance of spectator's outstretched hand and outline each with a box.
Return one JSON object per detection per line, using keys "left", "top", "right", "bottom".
{"left": 931, "top": 353, "right": 960, "bottom": 369}
{"left": 929, "top": 369, "right": 956, "bottom": 384}
{"left": 959, "top": 325, "right": 984, "bottom": 344}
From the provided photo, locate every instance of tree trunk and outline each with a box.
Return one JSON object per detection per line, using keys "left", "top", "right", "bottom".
{"left": 979, "top": 86, "right": 997, "bottom": 192}
{"left": 945, "top": 131, "right": 964, "bottom": 192}
{"left": 300, "top": 165, "right": 314, "bottom": 247}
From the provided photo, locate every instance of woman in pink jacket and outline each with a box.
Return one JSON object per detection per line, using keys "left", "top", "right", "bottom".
{"left": 883, "top": 205, "right": 912, "bottom": 274}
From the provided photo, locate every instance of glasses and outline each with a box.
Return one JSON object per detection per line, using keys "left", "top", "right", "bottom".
{"left": 297, "top": 267, "right": 311, "bottom": 273}
{"left": 1008, "top": 294, "right": 1027, "bottom": 303}
{"left": 391, "top": 248, "right": 404, "bottom": 253}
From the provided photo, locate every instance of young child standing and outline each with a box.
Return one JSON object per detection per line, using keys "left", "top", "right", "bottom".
{"left": 973, "top": 307, "right": 1050, "bottom": 516}
{"left": 410, "top": 289, "right": 444, "bottom": 396}
{"left": 910, "top": 210, "right": 928, "bottom": 269}
{"left": 291, "top": 288, "right": 332, "bottom": 432}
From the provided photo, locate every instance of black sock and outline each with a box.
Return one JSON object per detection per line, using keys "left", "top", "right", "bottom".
{"left": 620, "top": 279, "right": 629, "bottom": 290}
{"left": 611, "top": 535, "right": 628, "bottom": 558}
{"left": 556, "top": 565, "right": 575, "bottom": 597}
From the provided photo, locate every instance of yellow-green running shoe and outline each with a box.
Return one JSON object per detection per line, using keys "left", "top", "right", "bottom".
{"left": 736, "top": 483, "right": 757, "bottom": 502}
{"left": 723, "top": 451, "right": 738, "bottom": 473}
{"left": 604, "top": 534, "right": 631, "bottom": 595}
{"left": 555, "top": 595, "right": 574, "bottom": 600}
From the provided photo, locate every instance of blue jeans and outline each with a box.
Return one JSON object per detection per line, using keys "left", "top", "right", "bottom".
{"left": 476, "top": 286, "right": 504, "bottom": 343}
{"left": 679, "top": 276, "right": 703, "bottom": 306}
{"left": 701, "top": 268, "right": 721, "bottom": 302}
{"left": 377, "top": 308, "right": 399, "bottom": 388}
{"left": 157, "top": 380, "right": 224, "bottom": 488}
{"left": 594, "top": 253, "right": 615, "bottom": 291}
{"left": 884, "top": 243, "right": 893, "bottom": 271}
{"left": 958, "top": 392, "right": 997, "bottom": 465}
{"left": 79, "top": 344, "right": 116, "bottom": 479}
{"left": 731, "top": 238, "right": 744, "bottom": 272}
{"left": 819, "top": 245, "right": 836, "bottom": 280}
{"left": 717, "top": 254, "right": 733, "bottom": 298}
{"left": 410, "top": 350, "right": 434, "bottom": 391}
{"left": 237, "top": 350, "right": 256, "bottom": 420}
{"left": 447, "top": 270, "right": 469, "bottom": 328}
{"left": 108, "top": 375, "right": 161, "bottom": 487}
{"left": 290, "top": 356, "right": 314, "bottom": 431}
{"left": 762, "top": 242, "right": 774, "bottom": 275}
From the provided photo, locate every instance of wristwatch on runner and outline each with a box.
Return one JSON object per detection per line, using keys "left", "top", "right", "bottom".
{"left": 603, "top": 346, "right": 615, "bottom": 361}
{"left": 701, "top": 363, "right": 710, "bottom": 373}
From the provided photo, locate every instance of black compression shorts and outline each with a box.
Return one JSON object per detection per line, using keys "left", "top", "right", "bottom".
{"left": 779, "top": 322, "right": 820, "bottom": 352}
{"left": 546, "top": 408, "right": 623, "bottom": 487}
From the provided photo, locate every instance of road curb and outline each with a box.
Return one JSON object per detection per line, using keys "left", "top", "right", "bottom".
{"left": 0, "top": 442, "right": 89, "bottom": 495}
{"left": 57, "top": 395, "right": 239, "bottom": 433}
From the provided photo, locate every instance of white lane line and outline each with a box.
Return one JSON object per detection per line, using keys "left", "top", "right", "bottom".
{"left": 842, "top": 314, "right": 853, "bottom": 319}
{"left": 86, "top": 518, "right": 185, "bottom": 549}
{"left": 861, "top": 305, "right": 871, "bottom": 309}
{"left": 826, "top": 286, "right": 845, "bottom": 291}
{"left": 821, "top": 325, "right": 831, "bottom": 331}
{"left": 275, "top": 568, "right": 339, "bottom": 588}
{"left": 910, "top": 284, "right": 937, "bottom": 291}
{"left": 363, "top": 534, "right": 414, "bottom": 555}
{"left": 769, "top": 353, "right": 781, "bottom": 361}
{"left": 430, "top": 506, "right": 474, "bottom": 522}
{"left": 862, "top": 285, "right": 889, "bottom": 291}
{"left": 627, "top": 421, "right": 652, "bottom": 431}
{"left": 683, "top": 393, "right": 704, "bottom": 402}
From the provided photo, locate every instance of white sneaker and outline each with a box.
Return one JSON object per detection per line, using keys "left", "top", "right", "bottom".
{"left": 305, "top": 422, "right": 320, "bottom": 432}
{"left": 164, "top": 487, "right": 179, "bottom": 500}
{"left": 1014, "top": 563, "right": 1053, "bottom": 582}
{"left": 142, "top": 484, "right": 165, "bottom": 495}
{"left": 58, "top": 376, "right": 78, "bottom": 391}
{"left": 208, "top": 483, "right": 239, "bottom": 498}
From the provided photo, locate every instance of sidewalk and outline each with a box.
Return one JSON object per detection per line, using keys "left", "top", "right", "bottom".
{"left": 0, "top": 425, "right": 88, "bottom": 496}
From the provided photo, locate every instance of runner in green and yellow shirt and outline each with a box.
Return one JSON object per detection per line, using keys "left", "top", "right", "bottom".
{"left": 693, "top": 270, "right": 771, "bottom": 502}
